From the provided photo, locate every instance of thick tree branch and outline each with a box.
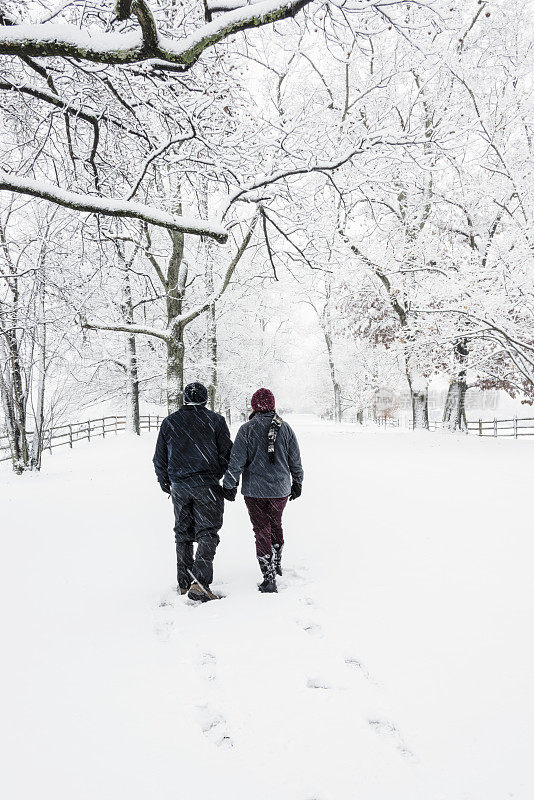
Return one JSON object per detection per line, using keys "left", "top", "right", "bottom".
{"left": 0, "top": 78, "right": 149, "bottom": 141}
{"left": 0, "top": 172, "right": 228, "bottom": 242}
{"left": 0, "top": 0, "right": 311, "bottom": 67}
{"left": 82, "top": 319, "right": 169, "bottom": 341}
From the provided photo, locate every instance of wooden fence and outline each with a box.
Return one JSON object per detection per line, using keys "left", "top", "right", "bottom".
{"left": 3, "top": 412, "right": 533, "bottom": 465}
{"left": 377, "top": 415, "right": 534, "bottom": 437}
{"left": 376, "top": 417, "right": 444, "bottom": 431}
{"left": 466, "top": 417, "right": 534, "bottom": 438}
{"left": 0, "top": 414, "right": 163, "bottom": 463}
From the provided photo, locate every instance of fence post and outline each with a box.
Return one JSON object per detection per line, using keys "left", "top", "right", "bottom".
{"left": 87, "top": 420, "right": 91, "bottom": 442}
{"left": 514, "top": 417, "right": 518, "bottom": 439}
{"left": 156, "top": 415, "right": 159, "bottom": 429}
{"left": 114, "top": 416, "right": 118, "bottom": 435}
{"left": 478, "top": 418, "right": 482, "bottom": 436}
{"left": 493, "top": 418, "right": 497, "bottom": 438}
{"left": 148, "top": 414, "right": 151, "bottom": 431}
{"left": 69, "top": 424, "right": 73, "bottom": 448}
{"left": 102, "top": 417, "right": 105, "bottom": 438}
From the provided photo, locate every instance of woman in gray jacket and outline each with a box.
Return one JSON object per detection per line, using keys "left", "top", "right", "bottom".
{"left": 222, "top": 388, "right": 303, "bottom": 593}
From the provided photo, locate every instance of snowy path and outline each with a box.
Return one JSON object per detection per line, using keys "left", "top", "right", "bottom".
{"left": 2, "top": 419, "right": 533, "bottom": 799}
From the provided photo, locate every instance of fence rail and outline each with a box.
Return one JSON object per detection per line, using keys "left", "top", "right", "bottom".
{"left": 3, "top": 412, "right": 533, "bottom": 465}
{"left": 0, "top": 415, "right": 163, "bottom": 463}
{"left": 466, "top": 417, "right": 534, "bottom": 438}
{"left": 376, "top": 415, "right": 534, "bottom": 437}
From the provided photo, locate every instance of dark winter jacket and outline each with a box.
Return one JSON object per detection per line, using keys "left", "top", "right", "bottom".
{"left": 223, "top": 412, "right": 303, "bottom": 499}
{"left": 153, "top": 405, "right": 233, "bottom": 489}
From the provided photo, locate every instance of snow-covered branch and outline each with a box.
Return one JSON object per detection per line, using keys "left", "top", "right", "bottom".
{"left": 125, "top": 132, "right": 196, "bottom": 201}
{"left": 222, "top": 138, "right": 428, "bottom": 218}
{"left": 0, "top": 0, "right": 311, "bottom": 67}
{"left": 411, "top": 307, "right": 534, "bottom": 357}
{"left": 179, "top": 211, "right": 259, "bottom": 325}
{"left": 0, "top": 172, "right": 228, "bottom": 242}
{"left": 81, "top": 319, "right": 170, "bottom": 342}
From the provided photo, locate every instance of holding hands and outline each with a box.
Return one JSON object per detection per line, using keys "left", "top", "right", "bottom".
{"left": 222, "top": 486, "right": 237, "bottom": 502}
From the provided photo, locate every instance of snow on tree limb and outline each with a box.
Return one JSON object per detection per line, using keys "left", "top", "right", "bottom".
{"left": 0, "top": 172, "right": 228, "bottom": 242}
{"left": 0, "top": 0, "right": 311, "bottom": 67}
{"left": 82, "top": 319, "right": 170, "bottom": 341}
{"left": 80, "top": 213, "right": 258, "bottom": 341}
{"left": 179, "top": 211, "right": 259, "bottom": 325}
{"left": 221, "top": 138, "right": 428, "bottom": 219}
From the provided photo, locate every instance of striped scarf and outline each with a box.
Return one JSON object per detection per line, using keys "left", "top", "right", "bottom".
{"left": 268, "top": 413, "right": 283, "bottom": 464}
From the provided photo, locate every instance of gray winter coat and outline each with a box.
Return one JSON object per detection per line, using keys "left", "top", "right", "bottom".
{"left": 223, "top": 412, "right": 304, "bottom": 498}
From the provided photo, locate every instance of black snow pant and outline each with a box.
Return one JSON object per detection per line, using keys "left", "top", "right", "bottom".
{"left": 171, "top": 484, "right": 224, "bottom": 590}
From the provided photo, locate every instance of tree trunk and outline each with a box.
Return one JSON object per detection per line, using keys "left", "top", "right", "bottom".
{"left": 407, "top": 369, "right": 429, "bottom": 429}
{"left": 201, "top": 183, "right": 218, "bottom": 411}
{"left": 323, "top": 279, "right": 342, "bottom": 423}
{"left": 443, "top": 340, "right": 469, "bottom": 431}
{"left": 0, "top": 345, "right": 21, "bottom": 471}
{"left": 6, "top": 332, "right": 29, "bottom": 472}
{"left": 125, "top": 334, "right": 140, "bottom": 434}
{"left": 442, "top": 378, "right": 467, "bottom": 431}
{"left": 333, "top": 382, "right": 342, "bottom": 423}
{"left": 122, "top": 265, "right": 140, "bottom": 434}
{"left": 206, "top": 301, "right": 217, "bottom": 411}
{"left": 165, "top": 192, "right": 186, "bottom": 413}
{"left": 29, "top": 268, "right": 47, "bottom": 469}
{"left": 167, "top": 323, "right": 184, "bottom": 412}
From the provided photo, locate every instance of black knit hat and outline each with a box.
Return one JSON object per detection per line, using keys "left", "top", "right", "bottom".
{"left": 184, "top": 382, "right": 208, "bottom": 405}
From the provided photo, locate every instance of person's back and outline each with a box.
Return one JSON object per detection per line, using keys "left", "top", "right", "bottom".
{"left": 153, "top": 382, "right": 232, "bottom": 602}
{"left": 154, "top": 403, "right": 231, "bottom": 489}
{"left": 225, "top": 412, "right": 302, "bottom": 499}
{"left": 223, "top": 388, "right": 303, "bottom": 593}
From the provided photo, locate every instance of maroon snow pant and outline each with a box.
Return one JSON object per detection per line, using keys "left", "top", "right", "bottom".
{"left": 244, "top": 496, "right": 289, "bottom": 558}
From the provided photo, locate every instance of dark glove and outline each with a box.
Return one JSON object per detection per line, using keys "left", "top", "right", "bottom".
{"left": 222, "top": 486, "right": 237, "bottom": 502}
{"left": 289, "top": 482, "right": 302, "bottom": 501}
{"left": 158, "top": 479, "right": 171, "bottom": 495}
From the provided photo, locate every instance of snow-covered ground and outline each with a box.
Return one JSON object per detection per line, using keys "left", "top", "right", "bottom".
{"left": 2, "top": 418, "right": 533, "bottom": 800}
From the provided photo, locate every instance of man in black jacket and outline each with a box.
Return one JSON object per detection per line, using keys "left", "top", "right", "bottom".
{"left": 153, "top": 382, "right": 233, "bottom": 601}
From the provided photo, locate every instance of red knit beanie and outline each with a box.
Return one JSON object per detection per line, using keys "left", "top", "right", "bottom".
{"left": 251, "top": 388, "right": 275, "bottom": 413}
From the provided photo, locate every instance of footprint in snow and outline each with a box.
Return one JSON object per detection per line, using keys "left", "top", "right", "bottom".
{"left": 157, "top": 585, "right": 181, "bottom": 608}
{"left": 154, "top": 589, "right": 178, "bottom": 638}
{"left": 344, "top": 656, "right": 377, "bottom": 683}
{"left": 153, "top": 617, "right": 174, "bottom": 640}
{"left": 368, "top": 717, "right": 414, "bottom": 760}
{"left": 281, "top": 566, "right": 308, "bottom": 583}
{"left": 197, "top": 705, "right": 233, "bottom": 749}
{"left": 198, "top": 651, "right": 217, "bottom": 682}
{"left": 298, "top": 619, "right": 323, "bottom": 637}
{"left": 306, "top": 677, "right": 334, "bottom": 690}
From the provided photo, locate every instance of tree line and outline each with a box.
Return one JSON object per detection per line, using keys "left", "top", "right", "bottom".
{"left": 1, "top": 0, "right": 532, "bottom": 472}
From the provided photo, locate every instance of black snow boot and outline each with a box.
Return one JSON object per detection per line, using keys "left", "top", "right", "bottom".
{"left": 272, "top": 543, "right": 283, "bottom": 576}
{"left": 258, "top": 555, "right": 277, "bottom": 593}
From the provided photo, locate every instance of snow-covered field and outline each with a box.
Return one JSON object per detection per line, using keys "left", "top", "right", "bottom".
{"left": 2, "top": 418, "right": 533, "bottom": 800}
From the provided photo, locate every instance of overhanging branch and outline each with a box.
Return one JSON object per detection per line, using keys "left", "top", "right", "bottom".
{"left": 0, "top": 172, "right": 228, "bottom": 242}
{"left": 0, "top": 0, "right": 311, "bottom": 67}
{"left": 82, "top": 319, "right": 169, "bottom": 341}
